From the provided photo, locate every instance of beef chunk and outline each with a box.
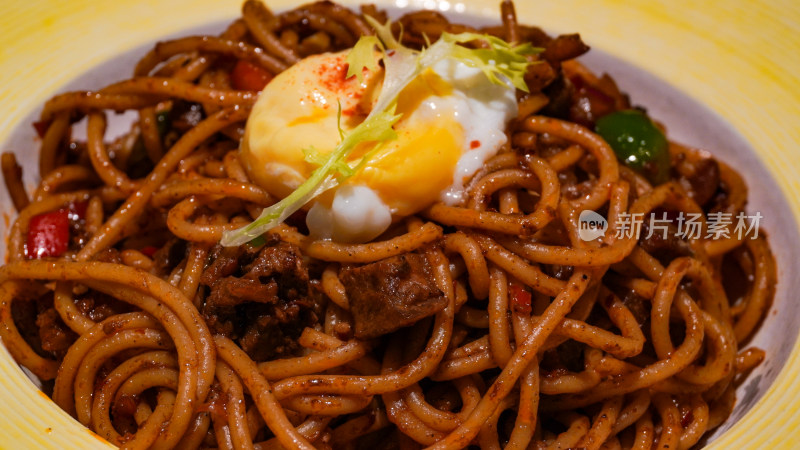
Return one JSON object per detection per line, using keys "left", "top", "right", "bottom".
{"left": 205, "top": 278, "right": 278, "bottom": 307}
{"left": 152, "top": 238, "right": 188, "bottom": 277}
{"left": 541, "top": 34, "right": 590, "bottom": 64}
{"left": 339, "top": 254, "right": 447, "bottom": 340}
{"left": 199, "top": 237, "right": 320, "bottom": 361}
{"left": 35, "top": 308, "right": 77, "bottom": 359}
{"left": 674, "top": 156, "right": 721, "bottom": 207}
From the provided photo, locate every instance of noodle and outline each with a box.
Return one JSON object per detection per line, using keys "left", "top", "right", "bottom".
{"left": 0, "top": 1, "right": 777, "bottom": 449}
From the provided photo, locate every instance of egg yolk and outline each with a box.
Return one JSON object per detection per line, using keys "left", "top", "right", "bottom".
{"left": 240, "top": 50, "right": 465, "bottom": 238}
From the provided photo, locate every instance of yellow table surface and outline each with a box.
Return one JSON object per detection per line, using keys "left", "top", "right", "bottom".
{"left": 0, "top": 0, "right": 798, "bottom": 448}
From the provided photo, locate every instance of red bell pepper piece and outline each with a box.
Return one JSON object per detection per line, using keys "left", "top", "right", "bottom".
{"left": 230, "top": 60, "right": 273, "bottom": 91}
{"left": 26, "top": 201, "right": 88, "bottom": 259}
{"left": 26, "top": 209, "right": 70, "bottom": 258}
{"left": 510, "top": 282, "right": 532, "bottom": 314}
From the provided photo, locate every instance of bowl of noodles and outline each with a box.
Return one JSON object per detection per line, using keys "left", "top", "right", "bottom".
{"left": 0, "top": 0, "right": 798, "bottom": 448}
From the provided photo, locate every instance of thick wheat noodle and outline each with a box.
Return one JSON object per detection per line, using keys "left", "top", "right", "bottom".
{"left": 544, "top": 412, "right": 588, "bottom": 449}
{"left": 270, "top": 221, "right": 443, "bottom": 263}
{"left": 497, "top": 181, "right": 702, "bottom": 273}
{"left": 53, "top": 281, "right": 95, "bottom": 334}
{"left": 72, "top": 328, "right": 175, "bottom": 425}
{"left": 400, "top": 384, "right": 460, "bottom": 432}
{"left": 214, "top": 360, "right": 256, "bottom": 450}
{"left": 652, "top": 393, "right": 682, "bottom": 450}
{"left": 297, "top": 328, "right": 382, "bottom": 375}
{"left": 52, "top": 313, "right": 160, "bottom": 414}
{"left": 166, "top": 196, "right": 247, "bottom": 241}
{"left": 476, "top": 395, "right": 516, "bottom": 448}
{"left": 76, "top": 107, "right": 249, "bottom": 259}
{"left": 140, "top": 31, "right": 218, "bottom": 162}
{"left": 120, "top": 249, "right": 155, "bottom": 271}
{"left": 213, "top": 415, "right": 235, "bottom": 450}
{"left": 320, "top": 265, "right": 350, "bottom": 310}
{"left": 632, "top": 410, "right": 655, "bottom": 449}
{"left": 402, "top": 367, "right": 482, "bottom": 432}
{"left": 178, "top": 242, "right": 212, "bottom": 302}
{"left": 737, "top": 347, "right": 766, "bottom": 373}
{"left": 443, "top": 232, "right": 489, "bottom": 299}
{"left": 281, "top": 10, "right": 355, "bottom": 46}
{"left": 498, "top": 187, "right": 520, "bottom": 214}
{"left": 32, "top": 165, "right": 99, "bottom": 201}
{"left": 124, "top": 390, "right": 178, "bottom": 450}
{"left": 242, "top": 0, "right": 300, "bottom": 64}
{"left": 523, "top": 116, "right": 619, "bottom": 211}
{"left": 281, "top": 394, "right": 372, "bottom": 415}
{"left": 507, "top": 309, "right": 538, "bottom": 450}
{"left": 679, "top": 394, "right": 710, "bottom": 449}
{"left": 645, "top": 256, "right": 737, "bottom": 387}
{"left": 139, "top": 107, "right": 165, "bottom": 163}
{"left": 178, "top": 413, "right": 212, "bottom": 449}
{"left": 245, "top": 405, "right": 267, "bottom": 441}
{"left": 213, "top": 335, "right": 315, "bottom": 450}
{"left": 468, "top": 232, "right": 565, "bottom": 296}
{"left": 41, "top": 93, "right": 164, "bottom": 122}
{"left": 546, "top": 290, "right": 704, "bottom": 410}
{"left": 544, "top": 293, "right": 644, "bottom": 359}
{"left": 80, "top": 280, "right": 211, "bottom": 449}
{"left": 91, "top": 351, "right": 179, "bottom": 442}
{"left": 135, "top": 36, "right": 286, "bottom": 76}
{"left": 500, "top": 0, "right": 519, "bottom": 42}
{"left": 151, "top": 178, "right": 274, "bottom": 207}
{"left": 649, "top": 258, "right": 715, "bottom": 358}
{"left": 0, "top": 261, "right": 215, "bottom": 438}
{"left": 546, "top": 144, "right": 585, "bottom": 172}
{"left": 99, "top": 77, "right": 257, "bottom": 108}
{"left": 431, "top": 346, "right": 497, "bottom": 381}
{"left": 487, "top": 266, "right": 513, "bottom": 366}
{"left": 0, "top": 281, "right": 57, "bottom": 379}
{"left": 429, "top": 268, "right": 594, "bottom": 449}
{"left": 38, "top": 112, "right": 70, "bottom": 176}
{"left": 577, "top": 395, "right": 624, "bottom": 450}
{"left": 304, "top": 1, "right": 374, "bottom": 37}
{"left": 252, "top": 416, "right": 333, "bottom": 450}
{"left": 539, "top": 349, "right": 602, "bottom": 395}
{"left": 329, "top": 407, "right": 390, "bottom": 445}
{"left": 733, "top": 237, "right": 775, "bottom": 341}
{"left": 87, "top": 113, "right": 141, "bottom": 192}
{"left": 610, "top": 390, "right": 651, "bottom": 435}
{"left": 467, "top": 168, "right": 541, "bottom": 211}
{"left": 426, "top": 154, "right": 560, "bottom": 235}
{"left": 1, "top": 152, "right": 29, "bottom": 211}
{"left": 257, "top": 339, "right": 369, "bottom": 380}
{"left": 381, "top": 337, "right": 446, "bottom": 445}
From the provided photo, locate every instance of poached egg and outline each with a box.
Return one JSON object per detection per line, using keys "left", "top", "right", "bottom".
{"left": 240, "top": 49, "right": 518, "bottom": 242}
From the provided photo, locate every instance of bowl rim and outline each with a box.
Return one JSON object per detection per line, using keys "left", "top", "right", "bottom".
{"left": 0, "top": 0, "right": 799, "bottom": 448}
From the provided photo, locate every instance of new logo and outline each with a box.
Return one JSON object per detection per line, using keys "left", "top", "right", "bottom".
{"left": 578, "top": 210, "right": 608, "bottom": 242}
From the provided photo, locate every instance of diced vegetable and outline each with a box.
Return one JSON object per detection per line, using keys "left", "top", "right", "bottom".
{"left": 26, "top": 201, "right": 88, "bottom": 259}
{"left": 595, "top": 109, "right": 670, "bottom": 185}
{"left": 140, "top": 246, "right": 159, "bottom": 257}
{"left": 32, "top": 120, "right": 50, "bottom": 138}
{"left": 509, "top": 282, "right": 532, "bottom": 314}
{"left": 27, "top": 209, "right": 70, "bottom": 259}
{"left": 231, "top": 60, "right": 273, "bottom": 91}
{"left": 155, "top": 110, "right": 171, "bottom": 138}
